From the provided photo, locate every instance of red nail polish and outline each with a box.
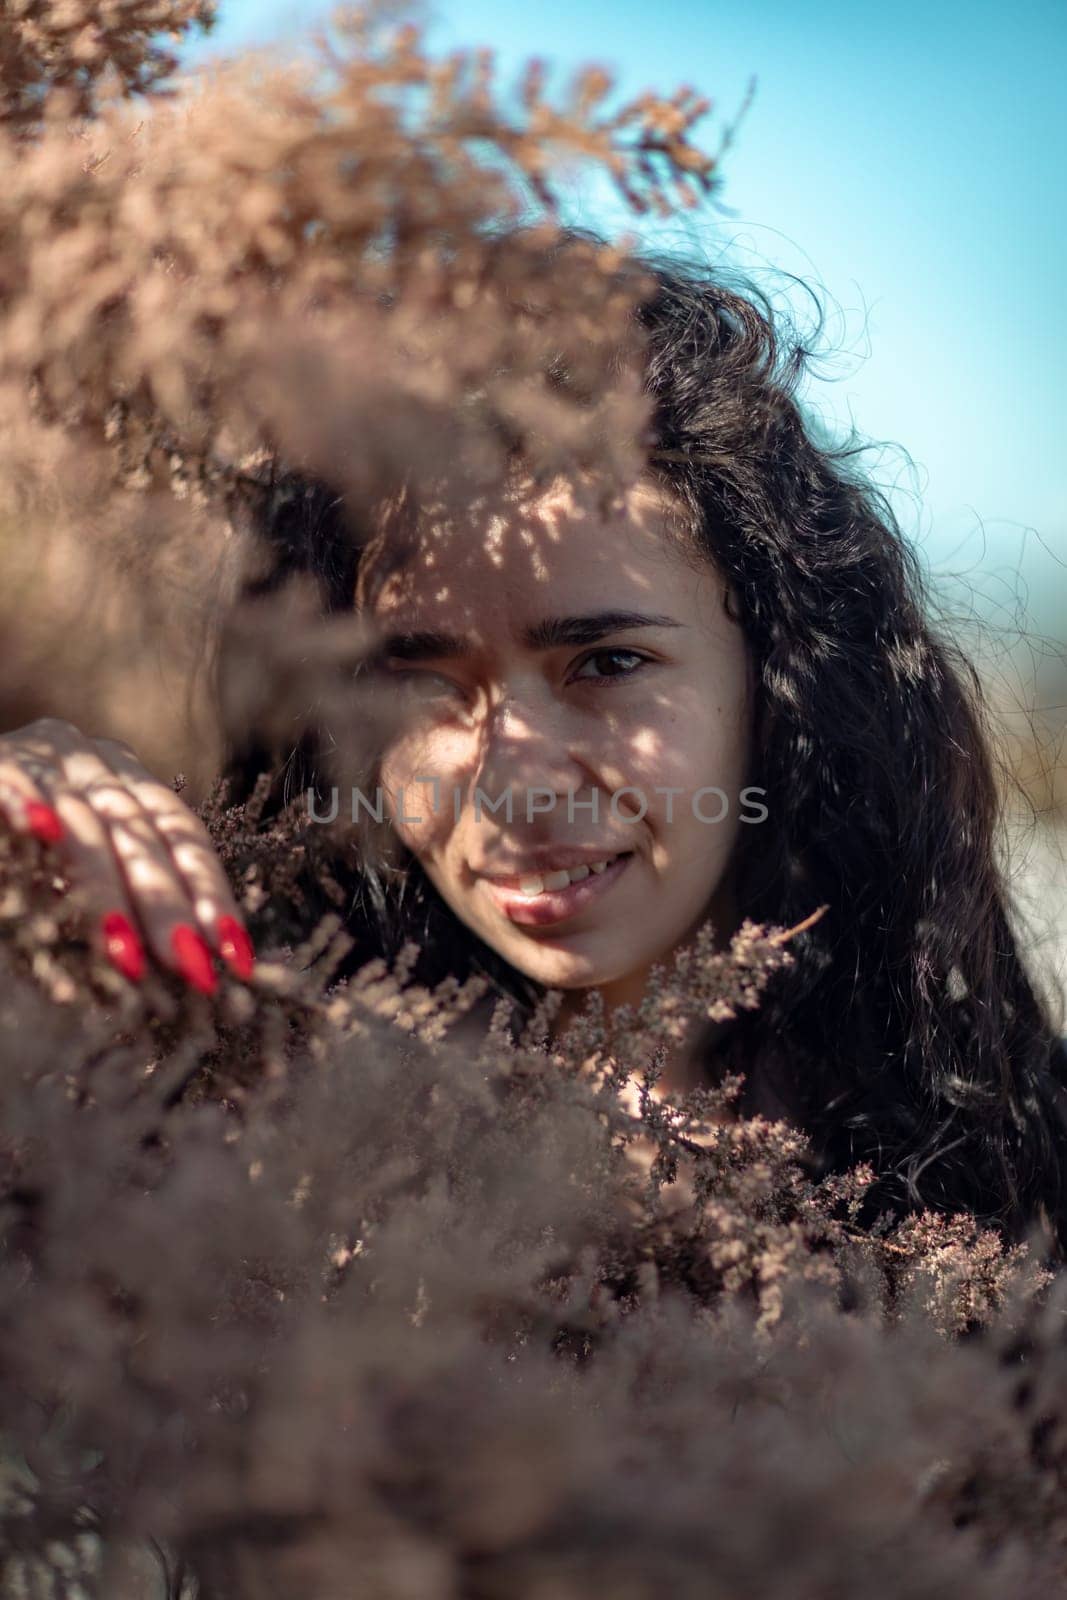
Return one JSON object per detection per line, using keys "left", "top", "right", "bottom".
{"left": 216, "top": 914, "right": 255, "bottom": 982}
{"left": 100, "top": 911, "right": 145, "bottom": 984}
{"left": 25, "top": 801, "right": 64, "bottom": 846}
{"left": 171, "top": 923, "right": 218, "bottom": 996}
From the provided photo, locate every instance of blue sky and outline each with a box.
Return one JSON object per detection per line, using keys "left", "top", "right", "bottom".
{"left": 181, "top": 1, "right": 1066, "bottom": 641}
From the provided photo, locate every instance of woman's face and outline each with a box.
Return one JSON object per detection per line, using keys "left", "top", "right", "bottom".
{"left": 369, "top": 473, "right": 754, "bottom": 1008}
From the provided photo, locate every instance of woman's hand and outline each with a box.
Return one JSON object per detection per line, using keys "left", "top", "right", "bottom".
{"left": 0, "top": 717, "right": 254, "bottom": 993}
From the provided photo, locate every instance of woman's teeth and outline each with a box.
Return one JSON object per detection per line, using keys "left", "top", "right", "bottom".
{"left": 517, "top": 855, "right": 619, "bottom": 897}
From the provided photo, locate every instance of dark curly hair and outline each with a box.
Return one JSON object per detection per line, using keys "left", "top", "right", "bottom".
{"left": 218, "top": 236, "right": 1067, "bottom": 1251}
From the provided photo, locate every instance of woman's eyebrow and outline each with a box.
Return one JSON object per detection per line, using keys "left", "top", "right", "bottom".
{"left": 376, "top": 611, "right": 683, "bottom": 662}
{"left": 525, "top": 611, "right": 684, "bottom": 648}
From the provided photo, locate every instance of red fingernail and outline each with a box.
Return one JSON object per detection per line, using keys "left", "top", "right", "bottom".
{"left": 171, "top": 923, "right": 218, "bottom": 996}
{"left": 216, "top": 914, "right": 255, "bottom": 982}
{"left": 25, "top": 802, "right": 64, "bottom": 846}
{"left": 100, "top": 911, "right": 145, "bottom": 984}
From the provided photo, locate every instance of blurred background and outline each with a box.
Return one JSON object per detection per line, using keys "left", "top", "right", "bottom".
{"left": 182, "top": 0, "right": 1066, "bottom": 647}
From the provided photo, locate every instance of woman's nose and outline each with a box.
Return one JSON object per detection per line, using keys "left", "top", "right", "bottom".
{"left": 473, "top": 688, "right": 589, "bottom": 812}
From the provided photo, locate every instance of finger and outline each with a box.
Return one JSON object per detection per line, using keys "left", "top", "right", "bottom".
{"left": 10, "top": 723, "right": 206, "bottom": 991}
{"left": 94, "top": 739, "right": 255, "bottom": 984}
{"left": 46, "top": 738, "right": 221, "bottom": 995}
{"left": 1, "top": 741, "right": 146, "bottom": 984}
{"left": 0, "top": 756, "right": 66, "bottom": 846}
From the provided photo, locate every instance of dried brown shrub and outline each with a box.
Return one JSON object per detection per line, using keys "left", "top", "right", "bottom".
{"left": 0, "top": 0, "right": 722, "bottom": 787}
{"left": 2, "top": 772, "right": 1066, "bottom": 1598}
{"left": 0, "top": 1, "right": 215, "bottom": 129}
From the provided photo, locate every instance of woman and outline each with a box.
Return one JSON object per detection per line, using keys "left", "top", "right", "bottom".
{"left": 2, "top": 244, "right": 1065, "bottom": 1247}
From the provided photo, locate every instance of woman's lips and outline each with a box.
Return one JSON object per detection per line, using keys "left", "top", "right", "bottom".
{"left": 478, "top": 852, "right": 634, "bottom": 927}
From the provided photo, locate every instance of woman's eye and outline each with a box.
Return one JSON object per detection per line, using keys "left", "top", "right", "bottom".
{"left": 571, "top": 648, "right": 650, "bottom": 684}
{"left": 386, "top": 665, "right": 465, "bottom": 703}
{"left": 379, "top": 662, "right": 470, "bottom": 720}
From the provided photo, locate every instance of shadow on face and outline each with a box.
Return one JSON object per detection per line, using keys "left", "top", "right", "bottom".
{"left": 354, "top": 469, "right": 754, "bottom": 1010}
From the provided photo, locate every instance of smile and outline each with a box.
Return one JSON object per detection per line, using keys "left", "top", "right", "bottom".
{"left": 477, "top": 851, "right": 634, "bottom": 927}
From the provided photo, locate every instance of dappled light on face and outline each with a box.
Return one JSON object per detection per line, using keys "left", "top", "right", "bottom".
{"left": 364, "top": 468, "right": 752, "bottom": 1005}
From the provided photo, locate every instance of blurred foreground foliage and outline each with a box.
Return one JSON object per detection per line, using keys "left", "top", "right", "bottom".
{"left": 2, "top": 774, "right": 1067, "bottom": 1599}
{"left": 0, "top": 0, "right": 723, "bottom": 793}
